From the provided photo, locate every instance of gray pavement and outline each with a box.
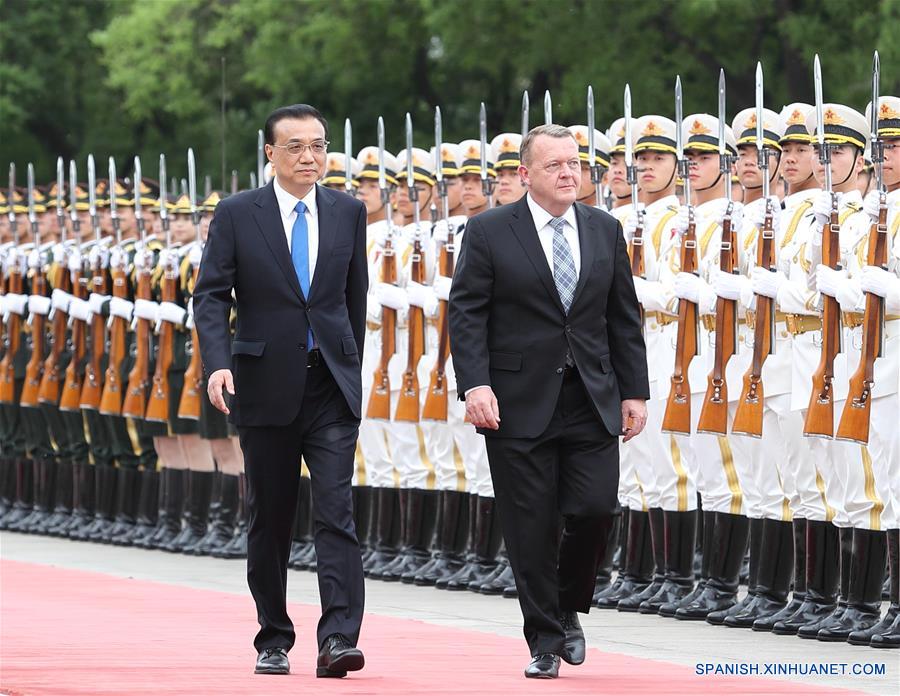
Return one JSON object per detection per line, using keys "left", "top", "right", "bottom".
{"left": 2, "top": 530, "right": 897, "bottom": 694}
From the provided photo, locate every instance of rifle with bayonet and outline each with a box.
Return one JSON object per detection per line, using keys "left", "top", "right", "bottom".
{"left": 423, "top": 106, "right": 452, "bottom": 421}
{"left": 366, "top": 117, "right": 396, "bottom": 420}
{"left": 0, "top": 164, "right": 22, "bottom": 404}
{"left": 395, "top": 114, "right": 425, "bottom": 423}
{"left": 624, "top": 85, "right": 647, "bottom": 287}
{"left": 698, "top": 70, "right": 739, "bottom": 435}
{"left": 345, "top": 119, "right": 354, "bottom": 197}
{"left": 587, "top": 86, "right": 603, "bottom": 207}
{"left": 803, "top": 55, "right": 843, "bottom": 439}
{"left": 733, "top": 62, "right": 777, "bottom": 438}
{"left": 544, "top": 90, "right": 552, "bottom": 125}
{"left": 257, "top": 129, "right": 265, "bottom": 186}
{"left": 479, "top": 103, "right": 494, "bottom": 209}
{"left": 38, "top": 157, "right": 74, "bottom": 404}
{"left": 178, "top": 149, "right": 204, "bottom": 420}
{"left": 662, "top": 75, "right": 699, "bottom": 435}
{"left": 521, "top": 91, "right": 530, "bottom": 140}
{"left": 20, "top": 163, "right": 48, "bottom": 408}
{"left": 122, "top": 156, "right": 154, "bottom": 419}
{"left": 836, "top": 51, "right": 886, "bottom": 444}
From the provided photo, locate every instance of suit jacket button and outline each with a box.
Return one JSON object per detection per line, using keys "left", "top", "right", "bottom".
{"left": 298, "top": 343, "right": 306, "bottom": 350}
{"left": 556, "top": 367, "right": 563, "bottom": 374}
{"left": 565, "top": 325, "right": 572, "bottom": 333}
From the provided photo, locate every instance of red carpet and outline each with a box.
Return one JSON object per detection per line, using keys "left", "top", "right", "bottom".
{"left": 0, "top": 559, "right": 866, "bottom": 695}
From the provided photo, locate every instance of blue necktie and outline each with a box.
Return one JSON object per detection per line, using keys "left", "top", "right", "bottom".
{"left": 291, "top": 200, "right": 315, "bottom": 349}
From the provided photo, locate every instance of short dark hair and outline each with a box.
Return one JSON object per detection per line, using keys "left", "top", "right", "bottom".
{"left": 264, "top": 104, "right": 329, "bottom": 145}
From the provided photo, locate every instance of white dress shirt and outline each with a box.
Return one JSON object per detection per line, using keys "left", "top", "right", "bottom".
{"left": 273, "top": 176, "right": 320, "bottom": 284}
{"left": 526, "top": 193, "right": 581, "bottom": 281}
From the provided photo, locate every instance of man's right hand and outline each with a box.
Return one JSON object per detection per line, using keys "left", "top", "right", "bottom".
{"left": 207, "top": 368, "right": 235, "bottom": 415}
{"left": 465, "top": 386, "right": 500, "bottom": 430}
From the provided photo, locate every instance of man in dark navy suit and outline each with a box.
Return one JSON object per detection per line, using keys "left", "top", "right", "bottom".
{"left": 194, "top": 104, "right": 368, "bottom": 678}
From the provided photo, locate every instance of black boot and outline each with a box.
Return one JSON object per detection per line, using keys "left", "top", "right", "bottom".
{"left": 444, "top": 495, "right": 502, "bottom": 591}
{"left": 83, "top": 465, "right": 118, "bottom": 542}
{"left": 618, "top": 507, "right": 665, "bottom": 612}
{"left": 381, "top": 488, "right": 439, "bottom": 582}
{"left": 148, "top": 468, "right": 186, "bottom": 549}
{"left": 661, "top": 510, "right": 714, "bottom": 617}
{"left": 215, "top": 472, "right": 248, "bottom": 559}
{"left": 1, "top": 459, "right": 34, "bottom": 529}
{"left": 436, "top": 493, "right": 477, "bottom": 590}
{"left": 126, "top": 469, "right": 160, "bottom": 546}
{"left": 868, "top": 528, "right": 900, "bottom": 648}
{"left": 0, "top": 458, "right": 14, "bottom": 519}
{"left": 364, "top": 487, "right": 401, "bottom": 576}
{"left": 597, "top": 508, "right": 653, "bottom": 609}
{"left": 289, "top": 476, "right": 313, "bottom": 569}
{"left": 724, "top": 518, "right": 792, "bottom": 627}
{"left": 193, "top": 471, "right": 223, "bottom": 552}
{"left": 16, "top": 458, "right": 55, "bottom": 533}
{"left": 40, "top": 459, "right": 73, "bottom": 535}
{"left": 706, "top": 516, "right": 762, "bottom": 625}
{"left": 353, "top": 485, "right": 373, "bottom": 559}
{"left": 478, "top": 548, "right": 516, "bottom": 595}
{"left": 817, "top": 528, "right": 886, "bottom": 642}
{"left": 64, "top": 462, "right": 95, "bottom": 538}
{"left": 754, "top": 518, "right": 806, "bottom": 631}
{"left": 798, "top": 525, "right": 852, "bottom": 638}
{"left": 639, "top": 510, "right": 697, "bottom": 614}
{"left": 194, "top": 473, "right": 239, "bottom": 556}
{"left": 133, "top": 467, "right": 169, "bottom": 549}
{"left": 165, "top": 470, "right": 213, "bottom": 553}
{"left": 592, "top": 509, "right": 622, "bottom": 598}
{"left": 104, "top": 468, "right": 142, "bottom": 544}
{"left": 413, "top": 490, "right": 469, "bottom": 586}
{"left": 773, "top": 519, "right": 839, "bottom": 635}
{"left": 676, "top": 512, "right": 750, "bottom": 620}
{"left": 595, "top": 507, "right": 631, "bottom": 606}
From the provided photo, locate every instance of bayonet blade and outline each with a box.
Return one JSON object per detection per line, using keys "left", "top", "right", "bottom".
{"left": 434, "top": 106, "right": 443, "bottom": 183}
{"left": 521, "top": 90, "right": 530, "bottom": 140}
{"left": 718, "top": 69, "right": 727, "bottom": 156}
{"left": 88, "top": 155, "right": 97, "bottom": 217}
{"left": 814, "top": 54, "right": 825, "bottom": 149}
{"left": 67, "top": 159, "right": 77, "bottom": 239}
{"left": 27, "top": 162, "right": 36, "bottom": 224}
{"left": 257, "top": 129, "right": 265, "bottom": 186}
{"left": 870, "top": 51, "right": 880, "bottom": 143}
{"left": 675, "top": 75, "right": 684, "bottom": 160}
{"left": 479, "top": 102, "right": 488, "bottom": 182}
{"left": 133, "top": 156, "right": 143, "bottom": 221}
{"left": 755, "top": 62, "right": 765, "bottom": 153}
{"left": 624, "top": 84, "right": 633, "bottom": 169}
{"left": 344, "top": 118, "right": 353, "bottom": 194}
{"left": 405, "top": 112, "right": 415, "bottom": 189}
{"left": 377, "top": 117, "right": 387, "bottom": 191}
{"left": 188, "top": 148, "right": 197, "bottom": 213}
{"left": 108, "top": 157, "right": 118, "bottom": 221}
{"left": 56, "top": 157, "right": 65, "bottom": 214}
{"left": 159, "top": 154, "right": 168, "bottom": 221}
{"left": 587, "top": 85, "right": 596, "bottom": 164}
{"left": 543, "top": 90, "right": 552, "bottom": 125}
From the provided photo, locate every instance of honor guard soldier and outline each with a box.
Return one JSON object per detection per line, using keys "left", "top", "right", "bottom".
{"left": 568, "top": 125, "right": 611, "bottom": 209}
{"left": 490, "top": 133, "right": 526, "bottom": 206}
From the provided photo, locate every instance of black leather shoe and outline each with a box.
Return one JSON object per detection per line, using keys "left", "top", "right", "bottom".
{"left": 524, "top": 653, "right": 560, "bottom": 679}
{"left": 560, "top": 611, "right": 585, "bottom": 665}
{"left": 317, "top": 633, "right": 365, "bottom": 678}
{"left": 255, "top": 647, "right": 289, "bottom": 675}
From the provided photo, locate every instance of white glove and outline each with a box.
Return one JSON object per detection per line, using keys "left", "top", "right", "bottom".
{"left": 133, "top": 298, "right": 160, "bottom": 322}
{"left": 835, "top": 279, "right": 864, "bottom": 313}
{"left": 67, "top": 297, "right": 91, "bottom": 322}
{"left": 52, "top": 243, "right": 67, "bottom": 264}
{"left": 88, "top": 245, "right": 110, "bottom": 269}
{"left": 157, "top": 301, "right": 187, "bottom": 327}
{"left": 406, "top": 281, "right": 439, "bottom": 316}
{"left": 672, "top": 205, "right": 691, "bottom": 236}
{"left": 68, "top": 249, "right": 82, "bottom": 272}
{"left": 188, "top": 243, "right": 203, "bottom": 267}
{"left": 373, "top": 282, "right": 408, "bottom": 311}
{"left": 108, "top": 296, "right": 134, "bottom": 321}
{"left": 631, "top": 276, "right": 651, "bottom": 305}
{"left": 27, "top": 249, "right": 43, "bottom": 270}
{"left": 51, "top": 288, "right": 73, "bottom": 314}
{"left": 621, "top": 205, "right": 645, "bottom": 243}
{"left": 370, "top": 222, "right": 390, "bottom": 249}
{"left": 751, "top": 267, "right": 787, "bottom": 299}
{"left": 433, "top": 275, "right": 452, "bottom": 302}
{"left": 814, "top": 264, "right": 846, "bottom": 298}
{"left": 812, "top": 190, "right": 841, "bottom": 227}
{"left": 4, "top": 293, "right": 27, "bottom": 317}
{"left": 725, "top": 201, "right": 743, "bottom": 234}
{"left": 862, "top": 190, "right": 882, "bottom": 223}
{"left": 185, "top": 297, "right": 195, "bottom": 330}
{"left": 28, "top": 294, "right": 51, "bottom": 316}
{"left": 712, "top": 269, "right": 753, "bottom": 306}
{"left": 859, "top": 265, "right": 900, "bottom": 305}
{"left": 673, "top": 272, "right": 717, "bottom": 314}
{"left": 109, "top": 245, "right": 129, "bottom": 269}
{"left": 88, "top": 292, "right": 110, "bottom": 316}
{"left": 366, "top": 293, "right": 382, "bottom": 324}
{"left": 432, "top": 220, "right": 452, "bottom": 244}
{"left": 747, "top": 196, "right": 781, "bottom": 236}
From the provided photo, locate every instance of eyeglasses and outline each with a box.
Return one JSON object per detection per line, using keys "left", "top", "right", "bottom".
{"left": 271, "top": 140, "right": 330, "bottom": 156}
{"left": 542, "top": 159, "right": 581, "bottom": 174}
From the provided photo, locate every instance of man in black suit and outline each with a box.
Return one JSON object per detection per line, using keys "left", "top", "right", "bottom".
{"left": 194, "top": 104, "right": 367, "bottom": 678}
{"left": 449, "top": 124, "right": 649, "bottom": 679}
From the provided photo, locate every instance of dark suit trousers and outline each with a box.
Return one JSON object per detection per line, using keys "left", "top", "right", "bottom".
{"left": 237, "top": 358, "right": 364, "bottom": 653}
{"left": 485, "top": 368, "right": 618, "bottom": 656}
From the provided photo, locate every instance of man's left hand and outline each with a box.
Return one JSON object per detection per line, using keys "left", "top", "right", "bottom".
{"left": 621, "top": 398, "right": 647, "bottom": 442}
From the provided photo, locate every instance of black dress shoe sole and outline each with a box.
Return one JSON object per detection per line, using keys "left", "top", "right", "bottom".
{"left": 317, "top": 651, "right": 365, "bottom": 678}
{"left": 524, "top": 671, "right": 558, "bottom": 679}
{"left": 254, "top": 665, "right": 290, "bottom": 675}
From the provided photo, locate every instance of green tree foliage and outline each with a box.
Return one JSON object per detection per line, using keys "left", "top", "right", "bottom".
{"left": 2, "top": 0, "right": 897, "bottom": 184}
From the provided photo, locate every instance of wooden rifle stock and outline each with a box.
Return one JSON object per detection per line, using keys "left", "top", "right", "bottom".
{"left": 662, "top": 215, "right": 699, "bottom": 434}
{"left": 803, "top": 204, "right": 842, "bottom": 438}
{"left": 20, "top": 264, "right": 48, "bottom": 408}
{"left": 145, "top": 258, "right": 177, "bottom": 423}
{"left": 178, "top": 265, "right": 202, "bottom": 420}
{"left": 38, "top": 257, "right": 72, "bottom": 404}
{"left": 99, "top": 260, "right": 129, "bottom": 415}
{"left": 366, "top": 238, "right": 396, "bottom": 420}
{"left": 836, "top": 203, "right": 888, "bottom": 444}
{"left": 79, "top": 261, "right": 108, "bottom": 410}
{"left": 59, "top": 267, "right": 88, "bottom": 412}
{"left": 422, "top": 231, "right": 455, "bottom": 421}
{"left": 732, "top": 205, "right": 776, "bottom": 437}
{"left": 394, "top": 237, "right": 425, "bottom": 422}
{"left": 0, "top": 264, "right": 23, "bottom": 404}
{"left": 122, "top": 266, "right": 152, "bottom": 419}
{"left": 697, "top": 212, "right": 738, "bottom": 435}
